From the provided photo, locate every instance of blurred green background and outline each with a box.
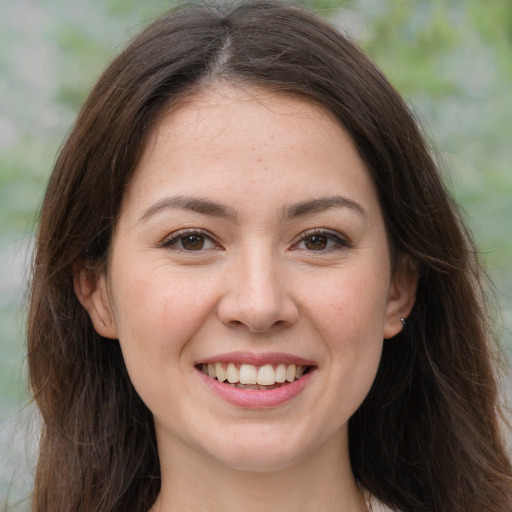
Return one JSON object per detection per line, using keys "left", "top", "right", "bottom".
{"left": 1, "top": 0, "right": 511, "bottom": 509}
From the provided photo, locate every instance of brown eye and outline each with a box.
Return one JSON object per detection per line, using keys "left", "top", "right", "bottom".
{"left": 162, "top": 230, "right": 217, "bottom": 251}
{"left": 304, "top": 235, "right": 328, "bottom": 250}
{"left": 292, "top": 230, "right": 350, "bottom": 252}
{"left": 180, "top": 234, "right": 205, "bottom": 250}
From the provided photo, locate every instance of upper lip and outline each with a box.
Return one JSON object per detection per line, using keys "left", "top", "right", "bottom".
{"left": 195, "top": 351, "right": 317, "bottom": 367}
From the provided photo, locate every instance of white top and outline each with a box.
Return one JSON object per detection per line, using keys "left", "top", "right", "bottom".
{"left": 366, "top": 493, "right": 394, "bottom": 512}
{"left": 369, "top": 501, "right": 393, "bottom": 512}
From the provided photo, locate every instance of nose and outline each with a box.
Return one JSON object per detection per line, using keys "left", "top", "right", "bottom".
{"left": 217, "top": 250, "right": 299, "bottom": 333}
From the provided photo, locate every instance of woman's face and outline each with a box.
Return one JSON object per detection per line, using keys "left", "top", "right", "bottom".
{"left": 82, "top": 85, "right": 414, "bottom": 472}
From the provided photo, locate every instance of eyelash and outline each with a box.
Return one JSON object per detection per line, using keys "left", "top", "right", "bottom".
{"left": 292, "top": 229, "right": 352, "bottom": 252}
{"left": 160, "top": 228, "right": 220, "bottom": 251}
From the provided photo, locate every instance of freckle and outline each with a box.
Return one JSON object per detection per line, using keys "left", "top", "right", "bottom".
{"left": 257, "top": 157, "right": 262, "bottom": 163}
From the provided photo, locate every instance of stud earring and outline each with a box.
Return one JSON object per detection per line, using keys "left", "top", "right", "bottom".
{"left": 400, "top": 318, "right": 406, "bottom": 328}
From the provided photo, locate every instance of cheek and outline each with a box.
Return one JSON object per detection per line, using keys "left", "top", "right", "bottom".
{"left": 304, "top": 265, "right": 390, "bottom": 345}
{"left": 301, "top": 265, "right": 388, "bottom": 401}
{"left": 109, "top": 264, "right": 220, "bottom": 356}
{"left": 107, "top": 266, "right": 222, "bottom": 412}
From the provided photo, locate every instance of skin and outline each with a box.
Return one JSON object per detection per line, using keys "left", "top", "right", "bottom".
{"left": 76, "top": 84, "right": 416, "bottom": 512}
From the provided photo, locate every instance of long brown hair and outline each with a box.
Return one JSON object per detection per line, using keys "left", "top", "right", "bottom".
{"left": 28, "top": 2, "right": 512, "bottom": 511}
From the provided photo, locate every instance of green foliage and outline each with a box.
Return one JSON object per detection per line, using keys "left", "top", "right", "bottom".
{"left": 53, "top": 25, "right": 108, "bottom": 110}
{"left": 296, "top": 0, "right": 353, "bottom": 11}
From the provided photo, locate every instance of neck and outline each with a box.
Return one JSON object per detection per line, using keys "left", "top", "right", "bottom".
{"left": 150, "top": 429, "right": 367, "bottom": 512}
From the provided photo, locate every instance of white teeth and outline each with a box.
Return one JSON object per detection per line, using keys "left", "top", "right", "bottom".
{"left": 226, "top": 363, "right": 239, "bottom": 384}
{"left": 215, "top": 362, "right": 227, "bottom": 382}
{"left": 286, "top": 364, "right": 296, "bottom": 382}
{"left": 239, "top": 364, "right": 257, "bottom": 385}
{"left": 200, "top": 362, "right": 309, "bottom": 386}
{"left": 275, "top": 364, "right": 287, "bottom": 383}
{"left": 257, "top": 364, "right": 276, "bottom": 385}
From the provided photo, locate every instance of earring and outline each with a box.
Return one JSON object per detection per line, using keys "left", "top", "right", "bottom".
{"left": 400, "top": 318, "right": 406, "bottom": 328}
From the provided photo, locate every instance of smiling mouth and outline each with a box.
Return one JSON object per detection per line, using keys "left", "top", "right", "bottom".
{"left": 197, "top": 362, "right": 313, "bottom": 390}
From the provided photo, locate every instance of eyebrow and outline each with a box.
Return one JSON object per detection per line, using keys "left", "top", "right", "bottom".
{"left": 139, "top": 195, "right": 237, "bottom": 223}
{"left": 139, "top": 194, "right": 367, "bottom": 223}
{"left": 283, "top": 196, "right": 368, "bottom": 219}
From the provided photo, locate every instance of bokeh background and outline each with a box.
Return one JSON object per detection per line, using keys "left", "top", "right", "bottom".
{"left": 1, "top": 0, "right": 511, "bottom": 509}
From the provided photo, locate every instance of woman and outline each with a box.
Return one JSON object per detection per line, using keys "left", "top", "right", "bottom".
{"left": 27, "top": 1, "right": 512, "bottom": 511}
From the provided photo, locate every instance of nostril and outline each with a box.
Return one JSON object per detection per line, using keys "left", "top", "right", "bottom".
{"left": 217, "top": 287, "right": 299, "bottom": 332}
{"left": 224, "top": 317, "right": 285, "bottom": 333}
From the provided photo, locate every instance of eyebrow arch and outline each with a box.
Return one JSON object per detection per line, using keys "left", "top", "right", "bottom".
{"left": 139, "top": 195, "right": 237, "bottom": 223}
{"left": 139, "top": 194, "right": 367, "bottom": 224}
{"left": 283, "top": 196, "right": 368, "bottom": 219}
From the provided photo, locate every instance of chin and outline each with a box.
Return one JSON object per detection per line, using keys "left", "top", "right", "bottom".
{"left": 212, "top": 445, "right": 307, "bottom": 473}
{"left": 199, "top": 424, "right": 334, "bottom": 473}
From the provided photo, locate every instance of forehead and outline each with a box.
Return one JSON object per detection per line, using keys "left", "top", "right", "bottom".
{"left": 120, "top": 84, "right": 380, "bottom": 225}
{"left": 142, "top": 85, "right": 346, "bottom": 164}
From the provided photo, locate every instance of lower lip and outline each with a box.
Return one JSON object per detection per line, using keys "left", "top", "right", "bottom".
{"left": 197, "top": 369, "right": 315, "bottom": 409}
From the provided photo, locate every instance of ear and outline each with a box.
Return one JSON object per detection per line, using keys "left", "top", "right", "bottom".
{"left": 73, "top": 260, "right": 119, "bottom": 339}
{"left": 383, "top": 254, "right": 418, "bottom": 339}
